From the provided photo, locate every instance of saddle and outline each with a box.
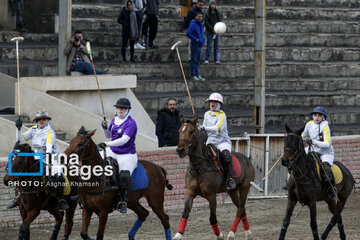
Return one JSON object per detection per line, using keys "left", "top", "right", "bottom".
{"left": 206, "top": 144, "right": 241, "bottom": 178}
{"left": 308, "top": 152, "right": 343, "bottom": 184}
{"left": 43, "top": 173, "right": 71, "bottom": 196}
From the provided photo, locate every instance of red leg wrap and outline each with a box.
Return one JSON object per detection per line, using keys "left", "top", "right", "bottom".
{"left": 177, "top": 218, "right": 187, "bottom": 234}
{"left": 211, "top": 223, "right": 221, "bottom": 236}
{"left": 230, "top": 217, "right": 241, "bottom": 233}
{"left": 242, "top": 216, "right": 250, "bottom": 231}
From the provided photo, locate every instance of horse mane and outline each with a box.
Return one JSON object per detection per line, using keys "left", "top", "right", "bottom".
{"left": 14, "top": 142, "right": 33, "bottom": 153}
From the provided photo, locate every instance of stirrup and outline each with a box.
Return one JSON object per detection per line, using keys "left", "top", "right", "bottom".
{"left": 118, "top": 201, "right": 127, "bottom": 213}
{"left": 58, "top": 199, "right": 70, "bottom": 211}
{"left": 7, "top": 198, "right": 19, "bottom": 209}
{"left": 226, "top": 178, "right": 236, "bottom": 190}
{"left": 328, "top": 187, "right": 337, "bottom": 201}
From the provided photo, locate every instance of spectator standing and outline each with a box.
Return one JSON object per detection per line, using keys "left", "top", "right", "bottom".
{"left": 179, "top": 0, "right": 192, "bottom": 19}
{"left": 156, "top": 98, "right": 182, "bottom": 147}
{"left": 118, "top": 0, "right": 139, "bottom": 63}
{"left": 204, "top": 0, "right": 221, "bottom": 64}
{"left": 10, "top": 0, "right": 26, "bottom": 31}
{"left": 133, "top": 0, "right": 146, "bottom": 50}
{"left": 141, "top": 0, "right": 159, "bottom": 48}
{"left": 64, "top": 30, "right": 108, "bottom": 75}
{"left": 186, "top": 12, "right": 205, "bottom": 81}
{"left": 183, "top": 0, "right": 204, "bottom": 60}
{"left": 183, "top": 0, "right": 203, "bottom": 30}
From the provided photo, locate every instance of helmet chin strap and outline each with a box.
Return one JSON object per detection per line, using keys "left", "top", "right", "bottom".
{"left": 117, "top": 109, "right": 129, "bottom": 119}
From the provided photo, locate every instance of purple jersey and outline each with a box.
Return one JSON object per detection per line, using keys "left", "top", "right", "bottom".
{"left": 108, "top": 116, "right": 137, "bottom": 154}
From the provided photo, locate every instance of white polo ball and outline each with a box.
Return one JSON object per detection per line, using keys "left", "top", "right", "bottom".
{"left": 214, "top": 22, "right": 227, "bottom": 34}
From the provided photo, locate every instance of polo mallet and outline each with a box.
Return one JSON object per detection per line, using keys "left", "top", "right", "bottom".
{"left": 171, "top": 41, "right": 196, "bottom": 116}
{"left": 11, "top": 37, "right": 24, "bottom": 117}
{"left": 86, "top": 42, "right": 106, "bottom": 122}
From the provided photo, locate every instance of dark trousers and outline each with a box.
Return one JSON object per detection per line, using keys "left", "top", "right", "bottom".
{"left": 122, "top": 31, "right": 135, "bottom": 61}
{"left": 142, "top": 14, "right": 158, "bottom": 45}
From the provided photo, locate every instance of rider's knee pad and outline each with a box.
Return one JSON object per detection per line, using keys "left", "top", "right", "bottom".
{"left": 119, "top": 170, "right": 131, "bottom": 189}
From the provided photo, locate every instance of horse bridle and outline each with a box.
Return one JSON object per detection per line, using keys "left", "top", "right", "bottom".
{"left": 284, "top": 133, "right": 305, "bottom": 165}
{"left": 66, "top": 134, "right": 91, "bottom": 155}
{"left": 179, "top": 123, "right": 198, "bottom": 149}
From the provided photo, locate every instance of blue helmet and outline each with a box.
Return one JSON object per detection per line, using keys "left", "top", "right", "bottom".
{"left": 310, "top": 106, "right": 327, "bottom": 119}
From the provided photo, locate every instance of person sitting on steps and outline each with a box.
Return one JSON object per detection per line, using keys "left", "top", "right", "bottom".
{"left": 199, "top": 93, "right": 236, "bottom": 190}
{"left": 8, "top": 111, "right": 70, "bottom": 211}
{"left": 302, "top": 106, "right": 337, "bottom": 201}
{"left": 98, "top": 98, "right": 138, "bottom": 213}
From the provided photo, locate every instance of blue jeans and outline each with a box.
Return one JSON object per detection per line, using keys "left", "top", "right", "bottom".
{"left": 190, "top": 44, "right": 202, "bottom": 77}
{"left": 205, "top": 31, "right": 220, "bottom": 62}
{"left": 71, "top": 62, "right": 102, "bottom": 75}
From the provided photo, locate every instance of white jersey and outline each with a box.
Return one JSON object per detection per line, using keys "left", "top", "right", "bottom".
{"left": 301, "top": 120, "right": 334, "bottom": 156}
{"left": 203, "top": 110, "right": 231, "bottom": 148}
{"left": 17, "top": 124, "right": 60, "bottom": 155}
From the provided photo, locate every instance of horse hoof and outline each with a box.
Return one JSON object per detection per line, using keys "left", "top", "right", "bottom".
{"left": 173, "top": 232, "right": 183, "bottom": 239}
{"left": 227, "top": 231, "right": 235, "bottom": 240}
{"left": 245, "top": 230, "right": 252, "bottom": 240}
{"left": 217, "top": 232, "right": 224, "bottom": 240}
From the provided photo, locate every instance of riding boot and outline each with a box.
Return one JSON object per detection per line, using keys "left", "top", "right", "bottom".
{"left": 323, "top": 162, "right": 337, "bottom": 201}
{"left": 221, "top": 150, "right": 236, "bottom": 190}
{"left": 118, "top": 170, "right": 132, "bottom": 213}
{"left": 55, "top": 174, "right": 70, "bottom": 211}
{"left": 7, "top": 196, "right": 19, "bottom": 209}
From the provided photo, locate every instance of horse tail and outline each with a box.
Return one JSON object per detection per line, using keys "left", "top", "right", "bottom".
{"left": 160, "top": 167, "right": 173, "bottom": 190}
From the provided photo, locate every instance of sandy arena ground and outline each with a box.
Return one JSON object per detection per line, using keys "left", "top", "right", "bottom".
{"left": 1, "top": 192, "right": 359, "bottom": 240}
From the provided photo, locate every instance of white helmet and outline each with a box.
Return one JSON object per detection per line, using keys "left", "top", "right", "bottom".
{"left": 206, "top": 92, "right": 223, "bottom": 104}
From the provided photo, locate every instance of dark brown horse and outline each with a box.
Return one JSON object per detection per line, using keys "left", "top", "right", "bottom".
{"left": 280, "top": 124, "right": 355, "bottom": 240}
{"left": 65, "top": 126, "right": 172, "bottom": 240}
{"left": 3, "top": 142, "right": 78, "bottom": 240}
{"left": 173, "top": 116, "right": 255, "bottom": 240}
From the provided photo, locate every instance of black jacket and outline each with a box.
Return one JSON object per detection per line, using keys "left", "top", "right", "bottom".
{"left": 183, "top": 5, "right": 203, "bottom": 30}
{"left": 156, "top": 108, "right": 182, "bottom": 147}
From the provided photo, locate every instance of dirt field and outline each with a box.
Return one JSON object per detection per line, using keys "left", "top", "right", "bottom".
{"left": 1, "top": 192, "right": 359, "bottom": 240}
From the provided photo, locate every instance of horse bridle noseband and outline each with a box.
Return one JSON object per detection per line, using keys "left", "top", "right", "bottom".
{"left": 284, "top": 133, "right": 304, "bottom": 165}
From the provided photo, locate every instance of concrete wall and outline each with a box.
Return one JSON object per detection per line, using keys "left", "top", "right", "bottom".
{"left": 0, "top": 73, "right": 15, "bottom": 108}
{"left": 18, "top": 75, "right": 158, "bottom": 151}
{"left": 0, "top": 0, "right": 16, "bottom": 29}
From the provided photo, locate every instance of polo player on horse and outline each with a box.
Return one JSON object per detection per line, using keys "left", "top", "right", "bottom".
{"left": 302, "top": 106, "right": 337, "bottom": 200}
{"left": 8, "top": 110, "right": 70, "bottom": 211}
{"left": 200, "top": 92, "right": 236, "bottom": 190}
{"left": 98, "top": 98, "right": 138, "bottom": 213}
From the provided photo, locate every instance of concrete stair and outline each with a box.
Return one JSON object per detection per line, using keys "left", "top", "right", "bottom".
{"left": 1, "top": 0, "right": 360, "bottom": 135}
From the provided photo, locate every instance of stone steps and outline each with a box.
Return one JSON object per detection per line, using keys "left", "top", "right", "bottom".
{"left": 3, "top": 42, "right": 360, "bottom": 62}
{"left": 148, "top": 106, "right": 360, "bottom": 128}
{"left": 3, "top": 60, "right": 360, "bottom": 79}
{"left": 135, "top": 89, "right": 360, "bottom": 110}
{"left": 73, "top": 17, "right": 360, "bottom": 34}
{"left": 72, "top": 4, "right": 360, "bottom": 21}
{"left": 73, "top": 0, "right": 360, "bottom": 8}
{"left": 134, "top": 77, "right": 360, "bottom": 93}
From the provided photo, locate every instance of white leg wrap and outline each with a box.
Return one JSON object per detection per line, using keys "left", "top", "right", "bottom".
{"left": 217, "top": 232, "right": 224, "bottom": 240}
{"left": 227, "top": 231, "right": 235, "bottom": 240}
{"left": 173, "top": 232, "right": 183, "bottom": 239}
{"left": 245, "top": 230, "right": 252, "bottom": 240}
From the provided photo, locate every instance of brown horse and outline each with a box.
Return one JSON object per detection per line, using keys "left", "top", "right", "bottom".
{"left": 173, "top": 116, "right": 255, "bottom": 240}
{"left": 280, "top": 124, "right": 355, "bottom": 240}
{"left": 65, "top": 126, "right": 172, "bottom": 240}
{"left": 3, "top": 142, "right": 78, "bottom": 240}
